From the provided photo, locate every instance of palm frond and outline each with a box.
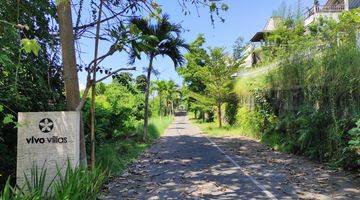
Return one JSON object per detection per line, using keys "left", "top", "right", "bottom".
{"left": 128, "top": 14, "right": 189, "bottom": 68}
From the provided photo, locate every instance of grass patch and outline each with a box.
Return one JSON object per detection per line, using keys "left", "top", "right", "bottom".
{"left": 96, "top": 116, "right": 173, "bottom": 175}
{"left": 190, "top": 117, "right": 260, "bottom": 139}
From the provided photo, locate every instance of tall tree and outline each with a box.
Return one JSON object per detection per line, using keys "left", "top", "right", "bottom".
{"left": 233, "top": 36, "right": 246, "bottom": 60}
{"left": 164, "top": 80, "right": 178, "bottom": 115}
{"left": 154, "top": 80, "right": 168, "bottom": 116}
{"left": 135, "top": 75, "right": 148, "bottom": 93}
{"left": 154, "top": 80, "right": 179, "bottom": 116}
{"left": 89, "top": 0, "right": 104, "bottom": 169}
{"left": 56, "top": 0, "right": 86, "bottom": 166}
{"left": 128, "top": 15, "right": 188, "bottom": 141}
{"left": 180, "top": 36, "right": 238, "bottom": 127}
{"left": 202, "top": 47, "right": 238, "bottom": 127}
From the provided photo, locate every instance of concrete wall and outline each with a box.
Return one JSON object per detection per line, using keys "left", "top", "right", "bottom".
{"left": 304, "top": 12, "right": 341, "bottom": 26}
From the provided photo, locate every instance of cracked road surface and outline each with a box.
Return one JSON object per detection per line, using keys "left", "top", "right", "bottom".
{"left": 104, "top": 115, "right": 360, "bottom": 199}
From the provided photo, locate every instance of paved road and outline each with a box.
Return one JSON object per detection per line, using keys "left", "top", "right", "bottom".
{"left": 104, "top": 115, "right": 359, "bottom": 199}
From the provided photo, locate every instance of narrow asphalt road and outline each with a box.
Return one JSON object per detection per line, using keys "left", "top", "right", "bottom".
{"left": 104, "top": 115, "right": 359, "bottom": 199}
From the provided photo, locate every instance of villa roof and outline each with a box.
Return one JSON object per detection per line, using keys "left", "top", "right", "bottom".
{"left": 250, "top": 17, "right": 281, "bottom": 42}
{"left": 250, "top": 31, "right": 267, "bottom": 42}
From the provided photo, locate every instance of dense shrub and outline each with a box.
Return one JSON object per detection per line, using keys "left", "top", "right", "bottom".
{"left": 236, "top": 107, "right": 263, "bottom": 138}
{"left": 0, "top": 1, "right": 65, "bottom": 187}
{"left": 225, "top": 94, "right": 238, "bottom": 126}
{"left": 233, "top": 10, "right": 360, "bottom": 170}
{"left": 83, "top": 80, "right": 145, "bottom": 142}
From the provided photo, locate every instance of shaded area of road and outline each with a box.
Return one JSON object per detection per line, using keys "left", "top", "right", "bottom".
{"left": 104, "top": 115, "right": 359, "bottom": 199}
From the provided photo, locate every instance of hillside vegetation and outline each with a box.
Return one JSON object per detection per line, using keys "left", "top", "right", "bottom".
{"left": 183, "top": 9, "right": 360, "bottom": 171}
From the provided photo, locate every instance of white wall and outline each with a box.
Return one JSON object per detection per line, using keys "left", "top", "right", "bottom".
{"left": 304, "top": 12, "right": 341, "bottom": 26}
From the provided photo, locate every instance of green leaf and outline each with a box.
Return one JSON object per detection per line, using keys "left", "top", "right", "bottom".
{"left": 221, "top": 4, "right": 229, "bottom": 11}
{"left": 20, "top": 38, "right": 41, "bottom": 56}
{"left": 130, "top": 24, "right": 140, "bottom": 35}
{"left": 138, "top": 42, "right": 156, "bottom": 52}
{"left": 3, "top": 114, "right": 14, "bottom": 125}
{"left": 0, "top": 105, "right": 3, "bottom": 112}
{"left": 0, "top": 54, "right": 13, "bottom": 67}
{"left": 132, "top": 43, "right": 141, "bottom": 59}
{"left": 141, "top": 35, "right": 159, "bottom": 43}
{"left": 210, "top": 3, "right": 217, "bottom": 12}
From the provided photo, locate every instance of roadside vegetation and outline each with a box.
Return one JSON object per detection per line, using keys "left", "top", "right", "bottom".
{"left": 0, "top": 72, "right": 175, "bottom": 198}
{"left": 1, "top": 0, "right": 359, "bottom": 198}
{"left": 1, "top": 0, "right": 207, "bottom": 196}
{"left": 183, "top": 9, "right": 360, "bottom": 171}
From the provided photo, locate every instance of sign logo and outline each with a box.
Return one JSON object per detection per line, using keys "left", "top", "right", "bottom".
{"left": 39, "top": 118, "right": 54, "bottom": 133}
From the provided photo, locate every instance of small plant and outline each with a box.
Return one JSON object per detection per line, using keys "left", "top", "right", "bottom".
{"left": 347, "top": 119, "right": 360, "bottom": 167}
{"left": 0, "top": 162, "right": 53, "bottom": 199}
{"left": 349, "top": 119, "right": 360, "bottom": 151}
{"left": 0, "top": 163, "right": 108, "bottom": 200}
{"left": 53, "top": 166, "right": 107, "bottom": 200}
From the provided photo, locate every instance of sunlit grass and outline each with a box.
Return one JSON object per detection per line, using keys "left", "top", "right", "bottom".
{"left": 148, "top": 116, "right": 174, "bottom": 140}
{"left": 190, "top": 117, "right": 260, "bottom": 140}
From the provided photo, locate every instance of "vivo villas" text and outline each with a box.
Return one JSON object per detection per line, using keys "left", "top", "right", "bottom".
{"left": 25, "top": 136, "right": 67, "bottom": 144}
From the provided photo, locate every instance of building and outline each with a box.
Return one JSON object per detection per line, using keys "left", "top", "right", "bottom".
{"left": 240, "top": 0, "right": 360, "bottom": 69}
{"left": 241, "top": 17, "right": 282, "bottom": 68}
{"left": 304, "top": 0, "right": 360, "bottom": 26}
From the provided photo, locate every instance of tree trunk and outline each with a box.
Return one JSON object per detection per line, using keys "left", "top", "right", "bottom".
{"left": 143, "top": 56, "right": 154, "bottom": 141}
{"left": 159, "top": 94, "right": 162, "bottom": 117}
{"left": 90, "top": 0, "right": 103, "bottom": 169}
{"left": 57, "top": 0, "right": 87, "bottom": 166}
{"left": 218, "top": 102, "right": 222, "bottom": 128}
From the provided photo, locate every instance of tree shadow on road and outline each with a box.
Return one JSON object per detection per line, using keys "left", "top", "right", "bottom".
{"left": 104, "top": 133, "right": 360, "bottom": 200}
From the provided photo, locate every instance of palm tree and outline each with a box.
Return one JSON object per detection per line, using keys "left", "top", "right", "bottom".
{"left": 154, "top": 80, "right": 168, "bottom": 116}
{"left": 129, "top": 15, "right": 188, "bottom": 141}
{"left": 164, "top": 80, "right": 178, "bottom": 115}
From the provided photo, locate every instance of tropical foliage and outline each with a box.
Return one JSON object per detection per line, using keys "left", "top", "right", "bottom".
{"left": 128, "top": 15, "right": 188, "bottom": 140}
{"left": 179, "top": 35, "right": 239, "bottom": 127}
{"left": 0, "top": 0, "right": 64, "bottom": 187}
{"left": 153, "top": 80, "right": 181, "bottom": 116}
{"left": 0, "top": 0, "right": 226, "bottom": 197}
{"left": 190, "top": 9, "right": 360, "bottom": 170}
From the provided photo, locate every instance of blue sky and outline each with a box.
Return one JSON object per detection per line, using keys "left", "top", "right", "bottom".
{"left": 77, "top": 0, "right": 327, "bottom": 88}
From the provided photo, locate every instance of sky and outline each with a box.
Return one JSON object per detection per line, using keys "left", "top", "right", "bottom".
{"left": 76, "top": 0, "right": 328, "bottom": 89}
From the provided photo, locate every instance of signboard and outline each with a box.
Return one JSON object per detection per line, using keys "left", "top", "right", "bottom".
{"left": 16, "top": 111, "right": 80, "bottom": 187}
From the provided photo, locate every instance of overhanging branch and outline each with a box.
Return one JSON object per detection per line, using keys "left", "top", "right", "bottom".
{"left": 96, "top": 67, "right": 136, "bottom": 83}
